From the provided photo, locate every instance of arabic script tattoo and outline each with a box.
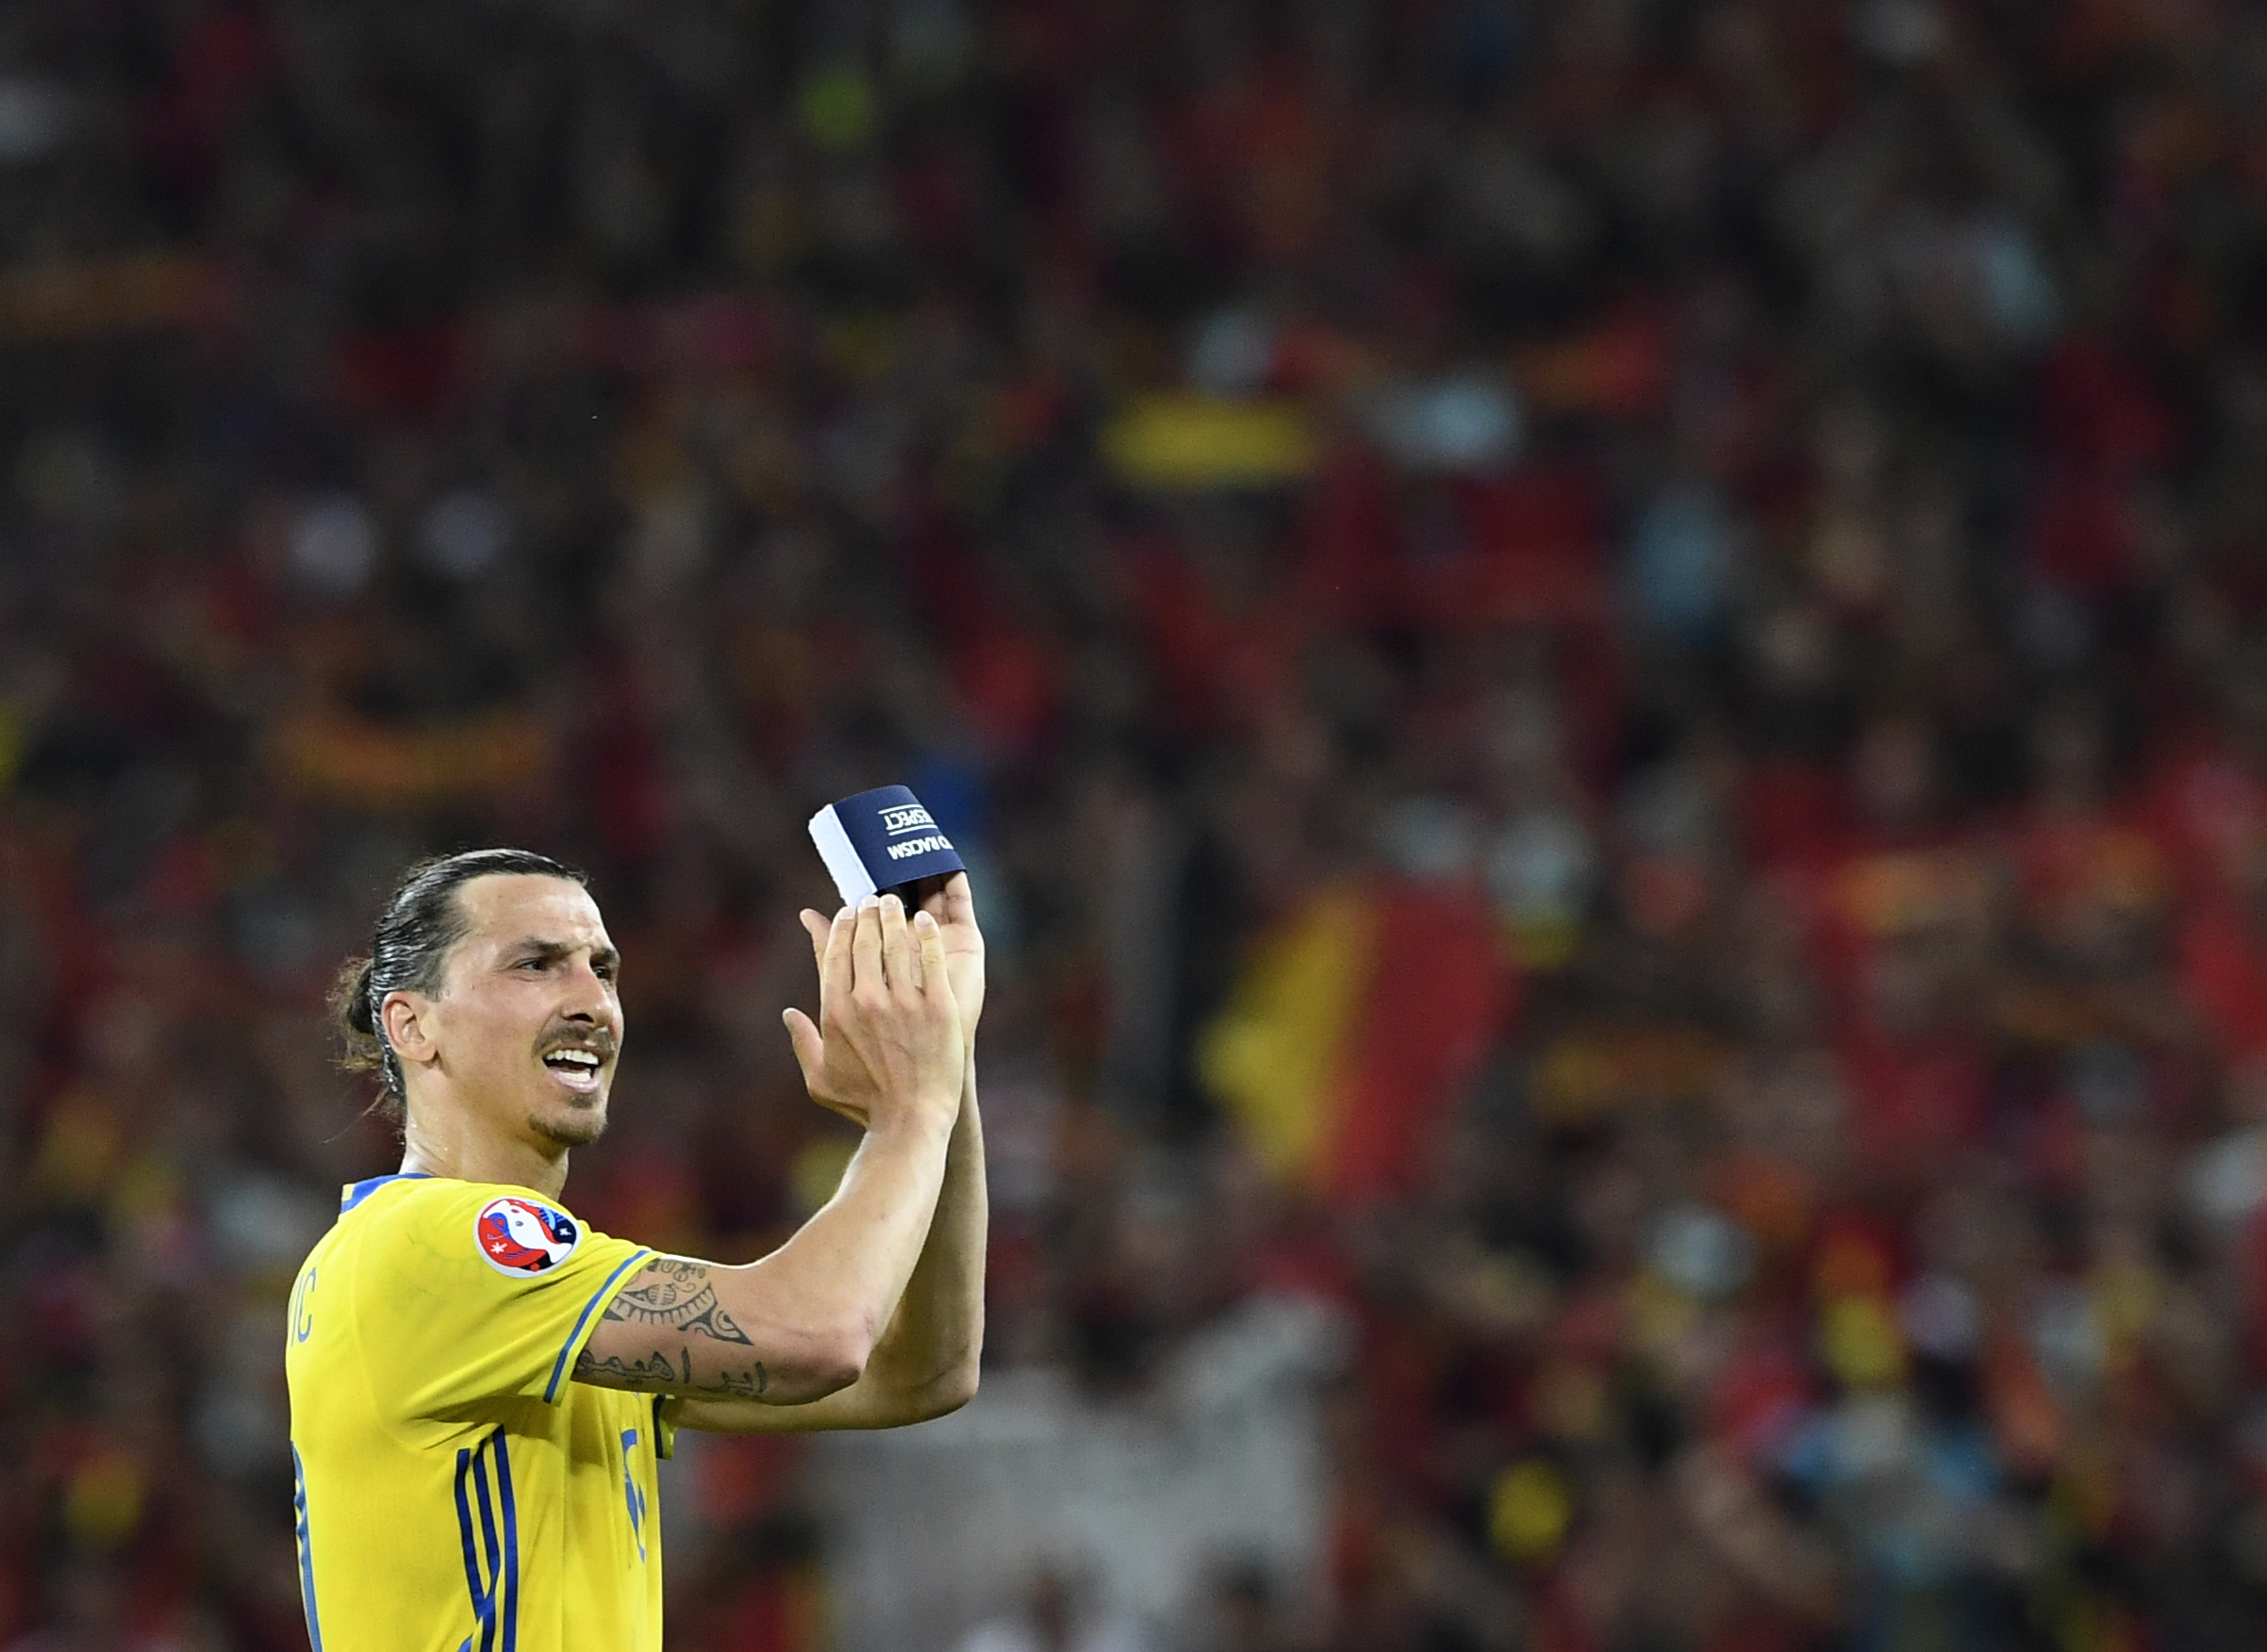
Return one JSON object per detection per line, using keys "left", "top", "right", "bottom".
{"left": 572, "top": 1257, "right": 769, "bottom": 1398}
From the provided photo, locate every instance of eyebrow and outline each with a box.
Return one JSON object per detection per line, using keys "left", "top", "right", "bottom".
{"left": 507, "top": 938, "right": 621, "bottom": 972}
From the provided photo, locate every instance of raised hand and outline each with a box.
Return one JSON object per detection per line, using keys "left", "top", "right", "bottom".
{"left": 782, "top": 895, "right": 961, "bottom": 1136}
{"left": 784, "top": 874, "right": 984, "bottom": 1128}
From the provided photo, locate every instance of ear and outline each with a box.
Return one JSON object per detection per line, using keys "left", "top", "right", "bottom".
{"left": 380, "top": 989, "right": 440, "bottom": 1072}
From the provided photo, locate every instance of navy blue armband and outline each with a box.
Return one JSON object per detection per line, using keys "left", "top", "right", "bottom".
{"left": 807, "top": 785, "right": 966, "bottom": 905}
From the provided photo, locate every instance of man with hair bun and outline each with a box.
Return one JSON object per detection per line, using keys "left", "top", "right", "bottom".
{"left": 286, "top": 847, "right": 986, "bottom": 1652}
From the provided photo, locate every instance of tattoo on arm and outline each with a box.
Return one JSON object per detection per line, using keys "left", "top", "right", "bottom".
{"left": 571, "top": 1258, "right": 769, "bottom": 1398}
{"left": 600, "top": 1258, "right": 756, "bottom": 1344}
{"left": 573, "top": 1348, "right": 685, "bottom": 1389}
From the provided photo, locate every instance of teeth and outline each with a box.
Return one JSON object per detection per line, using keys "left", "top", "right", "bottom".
{"left": 546, "top": 1051, "right": 600, "bottom": 1068}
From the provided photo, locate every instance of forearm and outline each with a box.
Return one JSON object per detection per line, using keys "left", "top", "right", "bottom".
{"left": 709, "top": 1110, "right": 956, "bottom": 1398}
{"left": 580, "top": 891, "right": 970, "bottom": 1409}
{"left": 675, "top": 1063, "right": 987, "bottom": 1433}
{"left": 866, "top": 1064, "right": 986, "bottom": 1394}
{"left": 571, "top": 1108, "right": 958, "bottom": 1407}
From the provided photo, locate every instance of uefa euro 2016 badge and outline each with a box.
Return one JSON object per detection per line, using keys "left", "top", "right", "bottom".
{"left": 475, "top": 1195, "right": 582, "bottom": 1276}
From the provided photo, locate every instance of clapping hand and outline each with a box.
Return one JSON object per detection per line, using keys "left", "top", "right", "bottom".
{"left": 784, "top": 873, "right": 984, "bottom": 1128}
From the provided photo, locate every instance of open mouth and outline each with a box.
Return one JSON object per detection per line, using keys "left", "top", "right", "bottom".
{"left": 540, "top": 1048, "right": 605, "bottom": 1095}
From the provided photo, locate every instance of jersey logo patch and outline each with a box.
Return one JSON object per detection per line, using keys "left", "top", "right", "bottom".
{"left": 475, "top": 1196, "right": 580, "bottom": 1276}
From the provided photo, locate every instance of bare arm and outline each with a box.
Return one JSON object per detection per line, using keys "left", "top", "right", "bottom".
{"left": 669, "top": 1062, "right": 986, "bottom": 1430}
{"left": 572, "top": 1115, "right": 956, "bottom": 1403}
{"left": 669, "top": 871, "right": 991, "bottom": 1432}
{"left": 575, "top": 896, "right": 961, "bottom": 1404}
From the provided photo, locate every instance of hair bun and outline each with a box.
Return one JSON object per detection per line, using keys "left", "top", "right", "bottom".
{"left": 344, "top": 959, "right": 378, "bottom": 1033}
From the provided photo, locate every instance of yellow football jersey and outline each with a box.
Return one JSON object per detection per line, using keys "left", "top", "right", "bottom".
{"left": 285, "top": 1173, "right": 669, "bottom": 1652}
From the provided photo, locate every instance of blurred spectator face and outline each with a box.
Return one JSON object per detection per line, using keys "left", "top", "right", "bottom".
{"left": 1853, "top": 717, "right": 1935, "bottom": 833}
{"left": 389, "top": 874, "right": 622, "bottom": 1150}
{"left": 2029, "top": 700, "right": 2105, "bottom": 806}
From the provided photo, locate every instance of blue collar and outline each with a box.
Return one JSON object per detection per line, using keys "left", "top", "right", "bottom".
{"left": 339, "top": 1171, "right": 433, "bottom": 1213}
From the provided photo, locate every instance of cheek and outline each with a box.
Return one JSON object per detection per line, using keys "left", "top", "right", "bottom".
{"left": 449, "top": 996, "right": 538, "bottom": 1070}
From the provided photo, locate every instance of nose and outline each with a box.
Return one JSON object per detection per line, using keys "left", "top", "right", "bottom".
{"left": 557, "top": 958, "right": 620, "bottom": 1027}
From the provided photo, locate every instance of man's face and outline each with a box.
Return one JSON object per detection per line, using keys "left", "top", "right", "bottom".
{"left": 405, "top": 874, "right": 624, "bottom": 1149}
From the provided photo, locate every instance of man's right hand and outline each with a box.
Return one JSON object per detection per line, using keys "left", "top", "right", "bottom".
{"left": 784, "top": 895, "right": 962, "bottom": 1137}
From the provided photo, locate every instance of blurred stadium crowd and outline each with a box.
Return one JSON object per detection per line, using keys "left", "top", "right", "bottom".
{"left": 8, "top": 0, "right": 2267, "bottom": 1648}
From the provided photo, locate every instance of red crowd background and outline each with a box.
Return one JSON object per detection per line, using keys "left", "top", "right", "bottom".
{"left": 5, "top": 3, "right": 2267, "bottom": 1650}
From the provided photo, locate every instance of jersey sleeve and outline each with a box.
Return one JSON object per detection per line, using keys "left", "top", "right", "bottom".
{"left": 351, "top": 1181, "right": 654, "bottom": 1420}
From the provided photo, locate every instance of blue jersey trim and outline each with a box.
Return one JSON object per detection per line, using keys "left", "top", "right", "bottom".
{"left": 621, "top": 1426, "right": 648, "bottom": 1562}
{"left": 291, "top": 1444, "right": 324, "bottom": 1651}
{"left": 544, "top": 1247, "right": 653, "bottom": 1403}
{"left": 453, "top": 1429, "right": 520, "bottom": 1652}
{"left": 454, "top": 1443, "right": 493, "bottom": 1652}
{"left": 340, "top": 1171, "right": 433, "bottom": 1213}
{"left": 495, "top": 1431, "right": 521, "bottom": 1652}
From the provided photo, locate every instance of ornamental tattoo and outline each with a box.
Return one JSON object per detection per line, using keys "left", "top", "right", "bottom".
{"left": 572, "top": 1257, "right": 769, "bottom": 1398}
{"left": 600, "top": 1258, "right": 755, "bottom": 1345}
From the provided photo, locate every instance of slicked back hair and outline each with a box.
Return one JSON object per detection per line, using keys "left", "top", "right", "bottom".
{"left": 329, "top": 848, "right": 589, "bottom": 1120}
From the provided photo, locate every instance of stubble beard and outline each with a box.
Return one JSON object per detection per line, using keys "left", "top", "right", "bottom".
{"left": 529, "top": 1095, "right": 608, "bottom": 1148}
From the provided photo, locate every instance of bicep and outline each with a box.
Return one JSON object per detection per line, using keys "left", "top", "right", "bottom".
{"left": 572, "top": 1256, "right": 778, "bottom": 1402}
{"left": 571, "top": 1254, "right": 863, "bottom": 1405}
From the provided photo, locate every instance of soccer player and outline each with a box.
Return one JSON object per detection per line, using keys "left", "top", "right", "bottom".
{"left": 284, "top": 847, "right": 986, "bottom": 1650}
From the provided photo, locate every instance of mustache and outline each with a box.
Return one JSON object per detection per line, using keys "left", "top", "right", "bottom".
{"left": 536, "top": 1023, "right": 619, "bottom": 1060}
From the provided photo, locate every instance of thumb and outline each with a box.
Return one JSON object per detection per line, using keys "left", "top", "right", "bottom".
{"left": 782, "top": 1006, "right": 826, "bottom": 1089}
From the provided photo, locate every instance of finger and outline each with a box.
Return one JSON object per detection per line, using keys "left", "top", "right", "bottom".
{"left": 781, "top": 1006, "right": 825, "bottom": 1090}
{"left": 852, "top": 896, "right": 885, "bottom": 996}
{"left": 918, "top": 870, "right": 974, "bottom": 929}
{"left": 940, "top": 870, "right": 977, "bottom": 928}
{"left": 880, "top": 891, "right": 918, "bottom": 992}
{"left": 916, "top": 909, "right": 952, "bottom": 1005}
{"left": 821, "top": 906, "right": 854, "bottom": 1009}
